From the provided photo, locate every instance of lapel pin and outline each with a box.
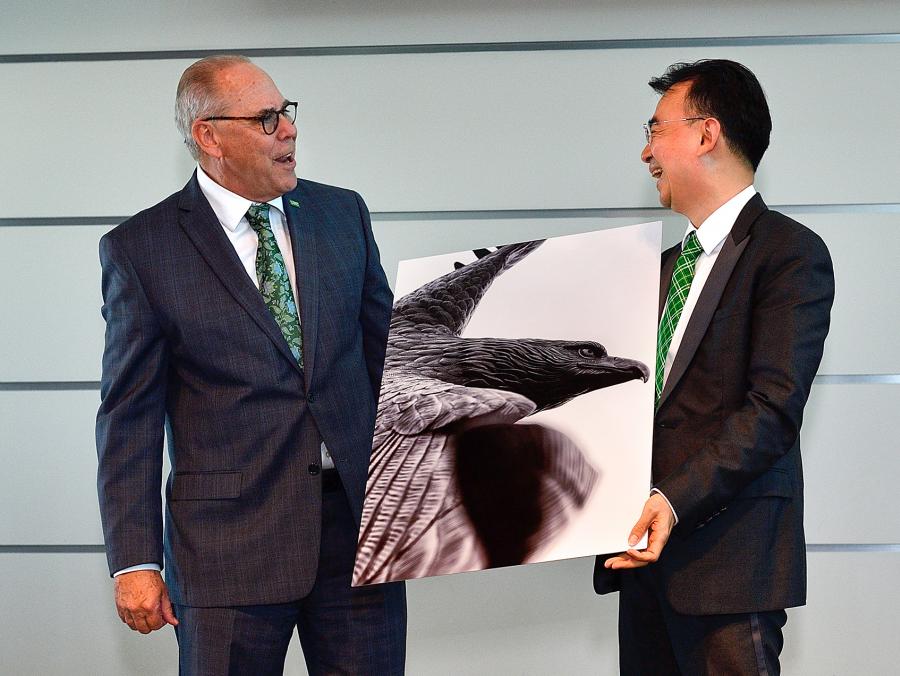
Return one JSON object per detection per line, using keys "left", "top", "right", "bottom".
{"left": 289, "top": 199, "right": 300, "bottom": 208}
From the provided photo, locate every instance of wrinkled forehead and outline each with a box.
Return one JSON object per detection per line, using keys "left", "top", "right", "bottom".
{"left": 216, "top": 63, "right": 286, "bottom": 112}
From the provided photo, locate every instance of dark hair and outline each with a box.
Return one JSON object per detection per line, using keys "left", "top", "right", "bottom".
{"left": 649, "top": 59, "right": 771, "bottom": 170}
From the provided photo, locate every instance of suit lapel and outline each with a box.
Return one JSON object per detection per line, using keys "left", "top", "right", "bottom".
{"left": 177, "top": 173, "right": 304, "bottom": 375}
{"left": 657, "top": 194, "right": 765, "bottom": 408}
{"left": 283, "top": 183, "right": 319, "bottom": 385}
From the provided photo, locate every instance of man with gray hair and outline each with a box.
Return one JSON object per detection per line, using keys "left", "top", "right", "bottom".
{"left": 97, "top": 54, "right": 406, "bottom": 674}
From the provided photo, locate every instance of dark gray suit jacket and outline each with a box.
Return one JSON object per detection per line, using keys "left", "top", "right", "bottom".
{"left": 594, "top": 194, "right": 834, "bottom": 615}
{"left": 96, "top": 173, "right": 392, "bottom": 607}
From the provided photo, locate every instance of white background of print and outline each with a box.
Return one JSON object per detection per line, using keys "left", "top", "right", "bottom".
{"left": 393, "top": 222, "right": 660, "bottom": 565}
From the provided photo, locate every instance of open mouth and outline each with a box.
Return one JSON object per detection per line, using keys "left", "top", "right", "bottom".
{"left": 275, "top": 152, "right": 295, "bottom": 165}
{"left": 650, "top": 167, "right": 663, "bottom": 180}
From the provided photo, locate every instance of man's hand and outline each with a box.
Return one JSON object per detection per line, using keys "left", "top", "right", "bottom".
{"left": 114, "top": 570, "right": 178, "bottom": 633}
{"left": 604, "top": 493, "right": 675, "bottom": 570}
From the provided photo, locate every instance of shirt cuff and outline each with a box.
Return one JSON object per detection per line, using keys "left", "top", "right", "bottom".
{"left": 113, "top": 563, "right": 161, "bottom": 577}
{"left": 650, "top": 488, "right": 679, "bottom": 525}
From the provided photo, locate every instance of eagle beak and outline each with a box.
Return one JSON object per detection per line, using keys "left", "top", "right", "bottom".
{"left": 601, "top": 356, "right": 650, "bottom": 383}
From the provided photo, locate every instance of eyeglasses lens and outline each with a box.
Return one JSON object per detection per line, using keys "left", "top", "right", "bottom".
{"left": 262, "top": 111, "right": 279, "bottom": 134}
{"left": 263, "top": 104, "right": 298, "bottom": 134}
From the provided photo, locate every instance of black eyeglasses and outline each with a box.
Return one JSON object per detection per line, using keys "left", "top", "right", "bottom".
{"left": 203, "top": 101, "right": 298, "bottom": 135}
{"left": 642, "top": 117, "right": 705, "bottom": 144}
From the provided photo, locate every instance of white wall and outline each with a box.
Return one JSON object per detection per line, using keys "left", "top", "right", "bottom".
{"left": 2, "top": 3, "right": 898, "bottom": 674}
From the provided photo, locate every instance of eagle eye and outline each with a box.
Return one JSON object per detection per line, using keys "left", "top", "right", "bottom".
{"left": 577, "top": 345, "right": 606, "bottom": 359}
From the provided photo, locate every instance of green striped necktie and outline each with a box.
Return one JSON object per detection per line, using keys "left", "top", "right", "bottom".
{"left": 655, "top": 231, "right": 703, "bottom": 406}
{"left": 246, "top": 203, "right": 303, "bottom": 367}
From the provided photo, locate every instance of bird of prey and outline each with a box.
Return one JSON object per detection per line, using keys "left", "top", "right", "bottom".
{"left": 353, "top": 239, "right": 649, "bottom": 585}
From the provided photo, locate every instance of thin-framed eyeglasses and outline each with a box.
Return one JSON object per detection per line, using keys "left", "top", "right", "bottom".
{"left": 203, "top": 101, "right": 298, "bottom": 135}
{"left": 642, "top": 117, "right": 705, "bottom": 144}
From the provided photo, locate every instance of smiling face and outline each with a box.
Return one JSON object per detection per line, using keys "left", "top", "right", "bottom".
{"left": 640, "top": 81, "right": 703, "bottom": 215}
{"left": 195, "top": 62, "right": 298, "bottom": 201}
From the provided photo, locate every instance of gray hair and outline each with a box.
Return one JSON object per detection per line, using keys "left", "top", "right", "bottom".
{"left": 175, "top": 54, "right": 252, "bottom": 160}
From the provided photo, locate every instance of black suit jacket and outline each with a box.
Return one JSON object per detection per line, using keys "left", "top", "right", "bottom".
{"left": 594, "top": 194, "right": 834, "bottom": 615}
{"left": 96, "top": 173, "right": 393, "bottom": 607}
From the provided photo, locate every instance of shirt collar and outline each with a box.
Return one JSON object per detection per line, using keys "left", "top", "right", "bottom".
{"left": 681, "top": 184, "right": 756, "bottom": 255}
{"left": 196, "top": 165, "right": 285, "bottom": 232}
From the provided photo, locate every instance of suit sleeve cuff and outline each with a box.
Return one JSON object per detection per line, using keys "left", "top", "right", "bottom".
{"left": 113, "top": 563, "right": 161, "bottom": 577}
{"left": 650, "top": 488, "right": 679, "bottom": 525}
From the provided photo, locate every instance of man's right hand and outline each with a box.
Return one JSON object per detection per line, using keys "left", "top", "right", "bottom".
{"left": 114, "top": 570, "right": 179, "bottom": 633}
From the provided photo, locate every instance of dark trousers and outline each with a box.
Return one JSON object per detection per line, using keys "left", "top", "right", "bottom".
{"left": 174, "top": 472, "right": 407, "bottom": 676}
{"left": 618, "top": 566, "right": 787, "bottom": 676}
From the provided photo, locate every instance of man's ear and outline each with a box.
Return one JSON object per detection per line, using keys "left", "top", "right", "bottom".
{"left": 697, "top": 117, "right": 722, "bottom": 156}
{"left": 192, "top": 120, "right": 223, "bottom": 159}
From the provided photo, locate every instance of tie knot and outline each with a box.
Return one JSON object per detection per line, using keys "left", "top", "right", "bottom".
{"left": 682, "top": 231, "right": 703, "bottom": 259}
{"left": 246, "top": 203, "right": 272, "bottom": 233}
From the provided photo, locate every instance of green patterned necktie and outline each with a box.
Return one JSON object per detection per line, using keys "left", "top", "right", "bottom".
{"left": 655, "top": 231, "right": 703, "bottom": 406}
{"left": 246, "top": 203, "right": 303, "bottom": 367}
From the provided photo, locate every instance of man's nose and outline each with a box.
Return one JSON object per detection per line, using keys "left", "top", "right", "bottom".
{"left": 641, "top": 143, "right": 652, "bottom": 164}
{"left": 276, "top": 114, "right": 297, "bottom": 140}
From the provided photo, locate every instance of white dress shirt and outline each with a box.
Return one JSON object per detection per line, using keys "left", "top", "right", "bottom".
{"left": 661, "top": 184, "right": 757, "bottom": 387}
{"left": 114, "top": 168, "right": 333, "bottom": 577}
{"left": 651, "top": 185, "right": 757, "bottom": 525}
{"left": 196, "top": 166, "right": 299, "bottom": 303}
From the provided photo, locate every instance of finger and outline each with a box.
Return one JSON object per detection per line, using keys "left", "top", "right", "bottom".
{"left": 122, "top": 611, "right": 139, "bottom": 631}
{"left": 624, "top": 547, "right": 659, "bottom": 563}
{"left": 604, "top": 550, "right": 647, "bottom": 569}
{"left": 137, "top": 600, "right": 167, "bottom": 632}
{"left": 627, "top": 519, "right": 649, "bottom": 547}
{"left": 147, "top": 611, "right": 167, "bottom": 631}
{"left": 160, "top": 594, "right": 179, "bottom": 626}
{"left": 627, "top": 504, "right": 655, "bottom": 546}
{"left": 603, "top": 554, "right": 625, "bottom": 569}
{"left": 605, "top": 554, "right": 650, "bottom": 570}
{"left": 133, "top": 613, "right": 155, "bottom": 634}
{"left": 644, "top": 520, "right": 672, "bottom": 556}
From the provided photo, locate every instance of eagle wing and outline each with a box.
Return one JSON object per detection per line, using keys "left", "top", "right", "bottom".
{"left": 390, "top": 240, "right": 544, "bottom": 337}
{"left": 404, "top": 423, "right": 600, "bottom": 579}
{"left": 353, "top": 371, "right": 536, "bottom": 585}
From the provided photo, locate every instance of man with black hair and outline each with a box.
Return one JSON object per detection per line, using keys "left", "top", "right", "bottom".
{"left": 594, "top": 59, "right": 834, "bottom": 674}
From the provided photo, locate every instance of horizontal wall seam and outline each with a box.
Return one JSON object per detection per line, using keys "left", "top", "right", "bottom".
{"left": 2, "top": 375, "right": 899, "bottom": 391}
{"left": 2, "top": 33, "right": 900, "bottom": 63}
{"left": 814, "top": 375, "right": 900, "bottom": 385}
{"left": 2, "top": 203, "right": 899, "bottom": 228}
{"left": 2, "top": 544, "right": 899, "bottom": 553}
{"left": 806, "top": 544, "right": 900, "bottom": 553}
{"left": 0, "top": 382, "right": 101, "bottom": 391}
{"left": 0, "top": 545, "right": 106, "bottom": 553}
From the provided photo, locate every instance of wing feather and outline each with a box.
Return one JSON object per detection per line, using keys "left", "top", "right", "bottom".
{"left": 354, "top": 374, "right": 535, "bottom": 585}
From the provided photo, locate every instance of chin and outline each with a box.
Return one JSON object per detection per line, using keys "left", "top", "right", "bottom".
{"left": 278, "top": 176, "right": 298, "bottom": 194}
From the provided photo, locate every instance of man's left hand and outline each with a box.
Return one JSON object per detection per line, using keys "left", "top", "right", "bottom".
{"left": 604, "top": 493, "right": 675, "bottom": 570}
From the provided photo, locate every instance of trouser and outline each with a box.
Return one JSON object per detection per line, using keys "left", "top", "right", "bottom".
{"left": 618, "top": 566, "right": 787, "bottom": 676}
{"left": 174, "top": 470, "right": 407, "bottom": 676}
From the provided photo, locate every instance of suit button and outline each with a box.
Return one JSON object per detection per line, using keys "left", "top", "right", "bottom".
{"left": 308, "top": 463, "right": 320, "bottom": 475}
{"left": 307, "top": 393, "right": 315, "bottom": 403}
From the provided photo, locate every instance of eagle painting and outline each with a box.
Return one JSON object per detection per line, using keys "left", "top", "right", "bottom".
{"left": 353, "top": 239, "right": 649, "bottom": 585}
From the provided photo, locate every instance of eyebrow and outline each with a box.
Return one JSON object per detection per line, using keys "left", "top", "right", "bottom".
{"left": 647, "top": 116, "right": 658, "bottom": 125}
{"left": 255, "top": 100, "right": 291, "bottom": 116}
